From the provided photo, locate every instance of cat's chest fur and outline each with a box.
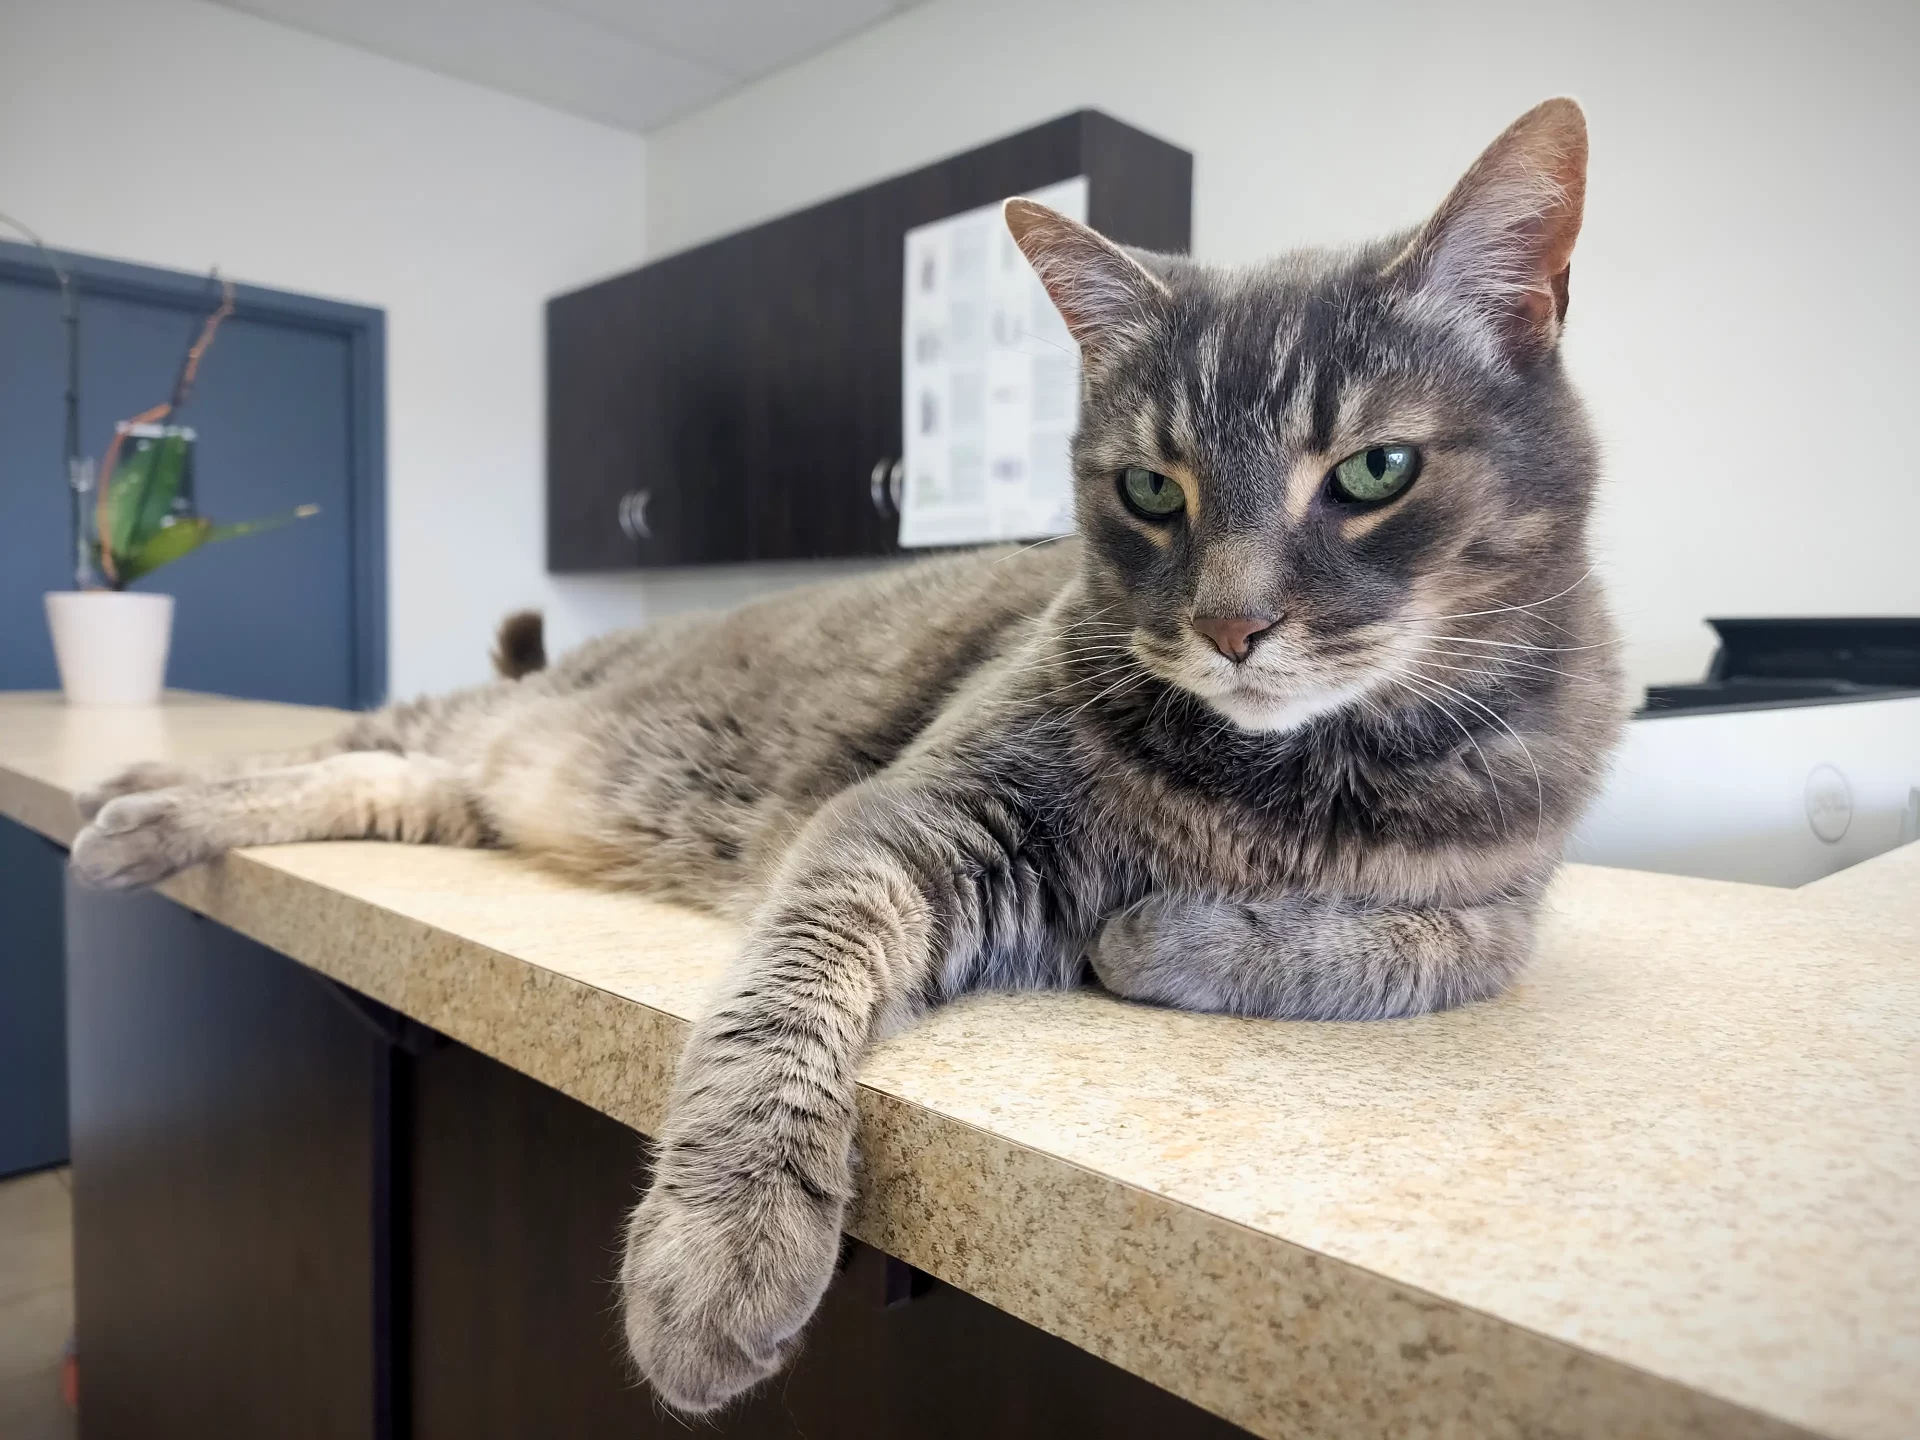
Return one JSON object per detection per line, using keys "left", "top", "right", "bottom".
{"left": 1046, "top": 687, "right": 1543, "bottom": 910}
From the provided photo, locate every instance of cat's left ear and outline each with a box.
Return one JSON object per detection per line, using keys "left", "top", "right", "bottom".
{"left": 1005, "top": 199, "right": 1169, "bottom": 359}
{"left": 1392, "top": 97, "right": 1588, "bottom": 366}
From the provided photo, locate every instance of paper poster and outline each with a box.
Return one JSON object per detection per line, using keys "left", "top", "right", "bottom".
{"left": 897, "top": 176, "right": 1087, "bottom": 548}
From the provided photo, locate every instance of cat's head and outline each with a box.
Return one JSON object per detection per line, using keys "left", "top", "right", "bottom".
{"left": 1009, "top": 99, "right": 1599, "bottom": 732}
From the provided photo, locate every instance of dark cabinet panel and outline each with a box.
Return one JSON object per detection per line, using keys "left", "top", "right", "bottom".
{"left": 741, "top": 207, "right": 899, "bottom": 561}
{"left": 1082, "top": 109, "right": 1199, "bottom": 250}
{"left": 548, "top": 239, "right": 757, "bottom": 570}
{"left": 548, "top": 109, "right": 1192, "bottom": 572}
{"left": 65, "top": 880, "right": 384, "bottom": 1440}
{"left": 408, "top": 1038, "right": 1248, "bottom": 1439}
{"left": 62, "top": 881, "right": 1244, "bottom": 1437}
{"left": 0, "top": 818, "right": 67, "bottom": 1176}
{"left": 406, "top": 1039, "right": 650, "bottom": 1437}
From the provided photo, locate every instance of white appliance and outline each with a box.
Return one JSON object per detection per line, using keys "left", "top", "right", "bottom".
{"left": 1568, "top": 694, "right": 1920, "bottom": 887}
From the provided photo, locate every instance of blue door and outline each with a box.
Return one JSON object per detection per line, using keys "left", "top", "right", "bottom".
{"left": 0, "top": 239, "right": 385, "bottom": 1175}
{"left": 0, "top": 241, "right": 385, "bottom": 706}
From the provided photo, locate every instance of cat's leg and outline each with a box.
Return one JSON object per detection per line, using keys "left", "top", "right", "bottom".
{"left": 1087, "top": 884, "right": 1546, "bottom": 1021}
{"left": 76, "top": 742, "right": 348, "bottom": 820}
{"left": 70, "top": 751, "right": 489, "bottom": 888}
{"left": 74, "top": 694, "right": 484, "bottom": 821}
{"left": 619, "top": 777, "right": 1066, "bottom": 1413}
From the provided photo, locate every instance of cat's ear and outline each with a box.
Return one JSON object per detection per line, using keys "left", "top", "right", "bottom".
{"left": 1004, "top": 199, "right": 1168, "bottom": 357}
{"left": 1391, "top": 97, "right": 1588, "bottom": 365}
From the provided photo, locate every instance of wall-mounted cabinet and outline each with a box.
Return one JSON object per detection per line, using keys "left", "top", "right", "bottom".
{"left": 546, "top": 110, "right": 1192, "bottom": 572}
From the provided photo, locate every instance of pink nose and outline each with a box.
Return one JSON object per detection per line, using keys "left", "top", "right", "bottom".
{"left": 1192, "top": 614, "right": 1275, "bottom": 662}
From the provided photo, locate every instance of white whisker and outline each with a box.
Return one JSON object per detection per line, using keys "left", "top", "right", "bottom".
{"left": 991, "top": 537, "right": 1066, "bottom": 565}
{"left": 1415, "top": 566, "right": 1597, "bottom": 625}
{"left": 1063, "top": 666, "right": 1156, "bottom": 724}
{"left": 1393, "top": 665, "right": 1545, "bottom": 839}
{"left": 1386, "top": 669, "right": 1509, "bottom": 838}
{"left": 1406, "top": 649, "right": 1610, "bottom": 691}
{"left": 1404, "top": 631, "right": 1620, "bottom": 654}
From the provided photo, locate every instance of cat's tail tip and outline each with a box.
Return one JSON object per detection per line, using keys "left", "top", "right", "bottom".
{"left": 491, "top": 610, "right": 546, "bottom": 680}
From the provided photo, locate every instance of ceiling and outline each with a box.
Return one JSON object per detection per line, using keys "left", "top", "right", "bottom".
{"left": 209, "top": 0, "right": 926, "bottom": 134}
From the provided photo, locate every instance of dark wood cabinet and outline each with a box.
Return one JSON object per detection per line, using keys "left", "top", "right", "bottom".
{"left": 408, "top": 1039, "right": 1249, "bottom": 1440}
{"left": 548, "top": 109, "right": 1192, "bottom": 572}
{"left": 65, "top": 879, "right": 387, "bottom": 1440}
{"left": 0, "top": 818, "right": 68, "bottom": 1176}
{"left": 547, "top": 234, "right": 759, "bottom": 569}
{"left": 64, "top": 881, "right": 1248, "bottom": 1439}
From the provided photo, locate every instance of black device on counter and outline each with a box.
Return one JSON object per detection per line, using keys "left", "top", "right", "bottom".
{"left": 1643, "top": 617, "right": 1920, "bottom": 715}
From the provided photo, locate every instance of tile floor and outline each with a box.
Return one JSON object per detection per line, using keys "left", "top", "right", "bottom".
{"left": 0, "top": 1167, "right": 76, "bottom": 1440}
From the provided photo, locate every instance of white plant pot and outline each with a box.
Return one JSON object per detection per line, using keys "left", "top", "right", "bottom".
{"left": 44, "top": 591, "right": 174, "bottom": 706}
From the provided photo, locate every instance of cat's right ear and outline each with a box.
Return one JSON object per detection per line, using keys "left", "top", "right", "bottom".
{"left": 1004, "top": 199, "right": 1168, "bottom": 359}
{"left": 1389, "top": 97, "right": 1589, "bottom": 367}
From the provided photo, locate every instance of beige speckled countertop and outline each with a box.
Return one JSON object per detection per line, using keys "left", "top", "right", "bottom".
{"left": 3, "top": 691, "right": 1915, "bottom": 1440}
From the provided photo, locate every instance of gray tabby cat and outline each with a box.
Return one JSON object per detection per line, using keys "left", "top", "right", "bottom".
{"left": 71, "top": 99, "right": 1624, "bottom": 1413}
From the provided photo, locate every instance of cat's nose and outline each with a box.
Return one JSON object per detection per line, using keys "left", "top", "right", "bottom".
{"left": 1192, "top": 614, "right": 1276, "bottom": 662}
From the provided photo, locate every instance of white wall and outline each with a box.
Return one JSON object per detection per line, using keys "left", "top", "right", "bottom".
{"left": 644, "top": 0, "right": 1920, "bottom": 695}
{"left": 0, "top": 0, "right": 660, "bottom": 698}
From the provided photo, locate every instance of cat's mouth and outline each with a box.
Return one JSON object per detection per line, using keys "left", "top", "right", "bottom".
{"left": 1132, "top": 631, "right": 1382, "bottom": 734}
{"left": 1185, "top": 669, "right": 1376, "bottom": 733}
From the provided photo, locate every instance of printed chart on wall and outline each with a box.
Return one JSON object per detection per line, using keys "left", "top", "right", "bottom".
{"left": 898, "top": 176, "right": 1087, "bottom": 548}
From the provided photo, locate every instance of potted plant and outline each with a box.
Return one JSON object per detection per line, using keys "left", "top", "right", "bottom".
{"left": 40, "top": 274, "right": 317, "bottom": 705}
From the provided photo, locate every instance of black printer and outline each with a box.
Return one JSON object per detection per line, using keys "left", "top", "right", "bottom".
{"left": 1642, "top": 618, "right": 1920, "bottom": 716}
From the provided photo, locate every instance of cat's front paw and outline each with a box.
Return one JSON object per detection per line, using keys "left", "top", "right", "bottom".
{"left": 1087, "top": 903, "right": 1177, "bottom": 1004}
{"left": 620, "top": 1161, "right": 844, "bottom": 1414}
{"left": 76, "top": 761, "right": 194, "bottom": 822}
{"left": 70, "top": 791, "right": 208, "bottom": 889}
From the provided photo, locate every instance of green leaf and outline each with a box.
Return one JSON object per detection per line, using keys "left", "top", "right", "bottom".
{"left": 116, "top": 516, "right": 212, "bottom": 583}
{"left": 115, "top": 505, "right": 320, "bottom": 584}
{"left": 104, "top": 438, "right": 159, "bottom": 560}
{"left": 132, "top": 432, "right": 189, "bottom": 546}
{"left": 202, "top": 505, "right": 320, "bottom": 544}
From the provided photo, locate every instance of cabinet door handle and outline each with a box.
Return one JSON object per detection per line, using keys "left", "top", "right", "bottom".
{"left": 618, "top": 489, "right": 652, "bottom": 541}
{"left": 888, "top": 458, "right": 905, "bottom": 515}
{"left": 869, "top": 458, "right": 891, "bottom": 515}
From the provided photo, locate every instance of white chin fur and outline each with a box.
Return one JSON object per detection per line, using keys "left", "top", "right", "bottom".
{"left": 1202, "top": 682, "right": 1365, "bottom": 734}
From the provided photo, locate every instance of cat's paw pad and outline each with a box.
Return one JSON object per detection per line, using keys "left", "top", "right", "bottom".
{"left": 70, "top": 792, "right": 205, "bottom": 889}
{"left": 76, "top": 761, "right": 193, "bottom": 821}
{"left": 619, "top": 1169, "right": 843, "bottom": 1414}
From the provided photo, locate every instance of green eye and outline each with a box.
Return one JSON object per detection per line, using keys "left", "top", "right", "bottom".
{"left": 1119, "top": 466, "right": 1185, "bottom": 519}
{"left": 1327, "top": 445, "right": 1421, "bottom": 504}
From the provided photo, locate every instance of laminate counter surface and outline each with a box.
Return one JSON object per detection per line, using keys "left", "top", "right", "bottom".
{"left": 3, "top": 692, "right": 1914, "bottom": 1440}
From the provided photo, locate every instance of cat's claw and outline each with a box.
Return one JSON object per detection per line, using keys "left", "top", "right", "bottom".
{"left": 620, "top": 1164, "right": 842, "bottom": 1414}
{"left": 75, "top": 761, "right": 195, "bottom": 822}
{"left": 70, "top": 791, "right": 205, "bottom": 889}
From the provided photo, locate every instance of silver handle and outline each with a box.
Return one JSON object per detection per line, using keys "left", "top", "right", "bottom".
{"left": 618, "top": 489, "right": 652, "bottom": 541}
{"left": 888, "top": 458, "right": 905, "bottom": 514}
{"left": 870, "top": 458, "right": 891, "bottom": 515}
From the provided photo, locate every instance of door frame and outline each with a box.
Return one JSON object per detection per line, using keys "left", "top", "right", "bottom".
{"left": 0, "top": 238, "right": 388, "bottom": 707}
